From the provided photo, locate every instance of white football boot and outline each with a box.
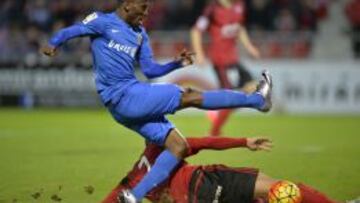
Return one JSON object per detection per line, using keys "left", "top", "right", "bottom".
{"left": 118, "top": 189, "right": 139, "bottom": 203}
{"left": 256, "top": 70, "right": 273, "bottom": 112}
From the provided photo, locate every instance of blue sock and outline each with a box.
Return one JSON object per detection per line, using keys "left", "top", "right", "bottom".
{"left": 201, "top": 90, "right": 264, "bottom": 110}
{"left": 131, "top": 150, "right": 179, "bottom": 200}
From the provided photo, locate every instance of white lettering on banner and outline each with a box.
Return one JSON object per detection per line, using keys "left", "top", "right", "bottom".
{"left": 0, "top": 70, "right": 95, "bottom": 93}
{"left": 274, "top": 68, "right": 360, "bottom": 113}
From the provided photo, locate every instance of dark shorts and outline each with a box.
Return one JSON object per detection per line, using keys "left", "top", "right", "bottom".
{"left": 189, "top": 165, "right": 259, "bottom": 203}
{"left": 214, "top": 63, "right": 254, "bottom": 89}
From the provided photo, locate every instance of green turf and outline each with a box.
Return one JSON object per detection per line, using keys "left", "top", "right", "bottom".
{"left": 0, "top": 108, "right": 359, "bottom": 203}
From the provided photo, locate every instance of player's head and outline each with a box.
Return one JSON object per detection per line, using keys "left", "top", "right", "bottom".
{"left": 117, "top": 0, "right": 150, "bottom": 27}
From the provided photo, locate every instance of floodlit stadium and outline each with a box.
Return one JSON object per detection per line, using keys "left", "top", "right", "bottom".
{"left": 0, "top": 0, "right": 359, "bottom": 202}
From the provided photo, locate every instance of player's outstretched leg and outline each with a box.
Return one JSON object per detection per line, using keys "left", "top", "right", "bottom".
{"left": 180, "top": 70, "right": 273, "bottom": 112}
{"left": 118, "top": 129, "right": 187, "bottom": 203}
{"left": 253, "top": 173, "right": 340, "bottom": 203}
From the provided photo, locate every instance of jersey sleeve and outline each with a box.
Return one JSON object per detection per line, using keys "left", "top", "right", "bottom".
{"left": 138, "top": 31, "right": 182, "bottom": 79}
{"left": 49, "top": 12, "right": 105, "bottom": 48}
{"left": 138, "top": 31, "right": 154, "bottom": 62}
{"left": 78, "top": 12, "right": 106, "bottom": 35}
{"left": 185, "top": 137, "right": 248, "bottom": 157}
{"left": 193, "top": 4, "right": 215, "bottom": 32}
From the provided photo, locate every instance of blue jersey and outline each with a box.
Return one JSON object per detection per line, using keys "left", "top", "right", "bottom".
{"left": 49, "top": 12, "right": 182, "bottom": 104}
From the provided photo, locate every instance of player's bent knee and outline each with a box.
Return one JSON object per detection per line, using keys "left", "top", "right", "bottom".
{"left": 170, "top": 142, "right": 188, "bottom": 158}
{"left": 164, "top": 129, "right": 189, "bottom": 158}
{"left": 180, "top": 87, "right": 203, "bottom": 108}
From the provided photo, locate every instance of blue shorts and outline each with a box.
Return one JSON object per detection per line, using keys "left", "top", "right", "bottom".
{"left": 107, "top": 82, "right": 183, "bottom": 145}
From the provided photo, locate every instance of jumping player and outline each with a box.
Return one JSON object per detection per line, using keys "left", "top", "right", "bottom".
{"left": 191, "top": 0, "right": 262, "bottom": 136}
{"left": 41, "top": 0, "right": 272, "bottom": 202}
{"left": 102, "top": 136, "right": 340, "bottom": 203}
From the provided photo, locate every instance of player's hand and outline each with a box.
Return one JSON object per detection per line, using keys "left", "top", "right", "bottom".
{"left": 175, "top": 49, "right": 195, "bottom": 67}
{"left": 40, "top": 45, "right": 58, "bottom": 57}
{"left": 246, "top": 137, "right": 273, "bottom": 151}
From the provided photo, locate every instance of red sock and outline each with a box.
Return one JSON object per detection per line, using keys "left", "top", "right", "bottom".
{"left": 102, "top": 186, "right": 123, "bottom": 203}
{"left": 298, "top": 183, "right": 338, "bottom": 203}
{"left": 210, "top": 109, "right": 233, "bottom": 136}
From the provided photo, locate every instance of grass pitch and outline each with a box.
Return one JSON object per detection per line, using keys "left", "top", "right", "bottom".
{"left": 0, "top": 108, "right": 359, "bottom": 202}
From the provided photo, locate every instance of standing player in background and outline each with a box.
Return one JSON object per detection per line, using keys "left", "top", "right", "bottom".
{"left": 41, "top": 0, "right": 272, "bottom": 202}
{"left": 102, "top": 136, "right": 339, "bottom": 203}
{"left": 191, "top": 0, "right": 262, "bottom": 137}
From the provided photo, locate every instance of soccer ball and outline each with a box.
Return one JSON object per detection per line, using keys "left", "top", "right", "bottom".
{"left": 268, "top": 181, "right": 302, "bottom": 203}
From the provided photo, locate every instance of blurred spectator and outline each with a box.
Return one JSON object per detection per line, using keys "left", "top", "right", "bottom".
{"left": 245, "top": 0, "right": 276, "bottom": 30}
{"left": 145, "top": 0, "right": 169, "bottom": 30}
{"left": 167, "top": 1, "right": 197, "bottom": 29}
{"left": 51, "top": 0, "right": 78, "bottom": 26}
{"left": 274, "top": 8, "right": 297, "bottom": 32}
{"left": 315, "top": 0, "right": 329, "bottom": 20}
{"left": 25, "top": 0, "right": 52, "bottom": 31}
{"left": 2, "top": 0, "right": 27, "bottom": 26}
{"left": 0, "top": 0, "right": 330, "bottom": 67}
{"left": 345, "top": 0, "right": 360, "bottom": 59}
{"left": 298, "top": 0, "right": 317, "bottom": 31}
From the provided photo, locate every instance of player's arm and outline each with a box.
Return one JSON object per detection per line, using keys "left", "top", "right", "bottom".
{"left": 41, "top": 12, "right": 104, "bottom": 57}
{"left": 190, "top": 15, "right": 209, "bottom": 66}
{"left": 185, "top": 136, "right": 273, "bottom": 156}
{"left": 238, "top": 25, "right": 261, "bottom": 59}
{"left": 139, "top": 33, "right": 193, "bottom": 79}
{"left": 191, "top": 4, "right": 213, "bottom": 66}
{"left": 190, "top": 25, "right": 206, "bottom": 65}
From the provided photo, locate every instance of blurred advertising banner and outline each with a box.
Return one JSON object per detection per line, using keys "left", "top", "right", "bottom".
{"left": 0, "top": 69, "right": 99, "bottom": 107}
{"left": 155, "top": 60, "right": 360, "bottom": 114}
{"left": 0, "top": 60, "right": 359, "bottom": 113}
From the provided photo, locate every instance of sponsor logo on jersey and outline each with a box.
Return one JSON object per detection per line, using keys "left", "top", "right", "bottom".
{"left": 221, "top": 23, "right": 240, "bottom": 38}
{"left": 108, "top": 40, "right": 137, "bottom": 58}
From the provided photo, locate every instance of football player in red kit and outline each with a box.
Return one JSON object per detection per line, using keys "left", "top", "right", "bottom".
{"left": 191, "top": 0, "right": 262, "bottom": 136}
{"left": 102, "top": 136, "right": 339, "bottom": 203}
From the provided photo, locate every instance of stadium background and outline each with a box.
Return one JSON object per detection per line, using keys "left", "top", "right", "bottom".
{"left": 0, "top": 0, "right": 359, "bottom": 202}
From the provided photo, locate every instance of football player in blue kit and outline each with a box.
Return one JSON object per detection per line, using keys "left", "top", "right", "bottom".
{"left": 41, "top": 0, "right": 272, "bottom": 202}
